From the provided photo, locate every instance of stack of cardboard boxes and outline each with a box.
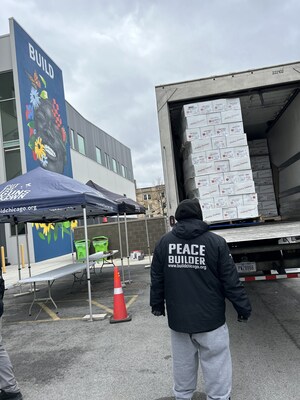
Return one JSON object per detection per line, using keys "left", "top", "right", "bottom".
{"left": 248, "top": 139, "right": 278, "bottom": 218}
{"left": 181, "top": 98, "right": 259, "bottom": 222}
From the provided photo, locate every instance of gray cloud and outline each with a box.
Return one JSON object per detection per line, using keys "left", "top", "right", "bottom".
{"left": 1, "top": 0, "right": 300, "bottom": 187}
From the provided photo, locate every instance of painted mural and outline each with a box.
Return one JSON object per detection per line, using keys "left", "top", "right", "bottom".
{"left": 10, "top": 19, "right": 75, "bottom": 261}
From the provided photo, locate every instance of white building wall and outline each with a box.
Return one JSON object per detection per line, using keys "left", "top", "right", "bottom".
{"left": 71, "top": 150, "right": 136, "bottom": 199}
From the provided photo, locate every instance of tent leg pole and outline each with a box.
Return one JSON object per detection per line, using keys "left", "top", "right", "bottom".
{"left": 124, "top": 213, "right": 132, "bottom": 284}
{"left": 13, "top": 223, "right": 31, "bottom": 297}
{"left": 15, "top": 224, "right": 21, "bottom": 283}
{"left": 25, "top": 223, "right": 35, "bottom": 293}
{"left": 70, "top": 227, "right": 75, "bottom": 263}
{"left": 83, "top": 207, "right": 93, "bottom": 322}
{"left": 117, "top": 215, "right": 125, "bottom": 286}
{"left": 144, "top": 214, "right": 152, "bottom": 263}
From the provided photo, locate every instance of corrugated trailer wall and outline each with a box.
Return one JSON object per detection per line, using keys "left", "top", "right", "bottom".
{"left": 268, "top": 92, "right": 300, "bottom": 219}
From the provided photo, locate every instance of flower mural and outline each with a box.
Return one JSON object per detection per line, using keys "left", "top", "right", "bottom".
{"left": 25, "top": 70, "right": 67, "bottom": 174}
{"left": 33, "top": 220, "right": 78, "bottom": 244}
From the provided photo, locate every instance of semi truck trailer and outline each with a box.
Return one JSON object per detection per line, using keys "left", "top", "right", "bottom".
{"left": 155, "top": 62, "right": 300, "bottom": 280}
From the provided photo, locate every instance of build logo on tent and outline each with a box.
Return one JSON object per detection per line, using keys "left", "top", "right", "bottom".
{"left": 0, "top": 184, "right": 31, "bottom": 201}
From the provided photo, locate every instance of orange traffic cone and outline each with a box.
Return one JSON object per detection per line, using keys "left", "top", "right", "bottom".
{"left": 110, "top": 265, "right": 132, "bottom": 324}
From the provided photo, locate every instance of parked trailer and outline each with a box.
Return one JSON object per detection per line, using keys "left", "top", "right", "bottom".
{"left": 155, "top": 62, "right": 300, "bottom": 277}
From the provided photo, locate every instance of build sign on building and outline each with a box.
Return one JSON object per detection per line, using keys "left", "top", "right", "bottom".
{"left": 9, "top": 19, "right": 73, "bottom": 261}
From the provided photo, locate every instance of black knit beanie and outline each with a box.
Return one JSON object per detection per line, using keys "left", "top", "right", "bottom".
{"left": 175, "top": 198, "right": 203, "bottom": 221}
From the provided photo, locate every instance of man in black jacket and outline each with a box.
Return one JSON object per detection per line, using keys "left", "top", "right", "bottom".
{"left": 0, "top": 269, "right": 23, "bottom": 399}
{"left": 150, "top": 199, "right": 251, "bottom": 400}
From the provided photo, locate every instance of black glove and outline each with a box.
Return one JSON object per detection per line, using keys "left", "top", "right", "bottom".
{"left": 151, "top": 307, "right": 165, "bottom": 317}
{"left": 238, "top": 315, "right": 248, "bottom": 323}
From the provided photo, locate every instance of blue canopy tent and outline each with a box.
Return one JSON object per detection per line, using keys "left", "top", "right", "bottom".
{"left": 0, "top": 167, "right": 119, "bottom": 320}
{"left": 86, "top": 180, "right": 149, "bottom": 284}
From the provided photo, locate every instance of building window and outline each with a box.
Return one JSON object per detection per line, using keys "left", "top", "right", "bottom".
{"left": 10, "top": 223, "right": 25, "bottom": 236}
{"left": 4, "top": 147, "right": 22, "bottom": 180}
{"left": 112, "top": 158, "right": 117, "bottom": 173}
{"left": 104, "top": 152, "right": 110, "bottom": 169}
{"left": 121, "top": 165, "right": 126, "bottom": 177}
{"left": 144, "top": 194, "right": 151, "bottom": 200}
{"left": 70, "top": 128, "right": 75, "bottom": 148}
{"left": 96, "top": 147, "right": 102, "bottom": 164}
{"left": 77, "top": 133, "right": 85, "bottom": 155}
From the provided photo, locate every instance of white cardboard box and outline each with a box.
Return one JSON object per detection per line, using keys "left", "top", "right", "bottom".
{"left": 214, "top": 123, "right": 230, "bottom": 136}
{"left": 226, "top": 98, "right": 241, "bottom": 110}
{"left": 206, "top": 149, "right": 221, "bottom": 162}
{"left": 209, "top": 173, "right": 225, "bottom": 185}
{"left": 224, "top": 170, "right": 253, "bottom": 184}
{"left": 250, "top": 155, "right": 271, "bottom": 170}
{"left": 223, "top": 207, "right": 238, "bottom": 220}
{"left": 253, "top": 169, "right": 272, "bottom": 179}
{"left": 215, "top": 160, "right": 230, "bottom": 172}
{"left": 229, "top": 122, "right": 244, "bottom": 135}
{"left": 193, "top": 162, "right": 216, "bottom": 176}
{"left": 226, "top": 134, "right": 248, "bottom": 148}
{"left": 220, "top": 146, "right": 249, "bottom": 160}
{"left": 248, "top": 138, "right": 268, "bottom": 147}
{"left": 257, "top": 192, "right": 276, "bottom": 202}
{"left": 221, "top": 109, "right": 243, "bottom": 124}
{"left": 219, "top": 183, "right": 235, "bottom": 196}
{"left": 183, "top": 103, "right": 199, "bottom": 117}
{"left": 200, "top": 125, "right": 215, "bottom": 138}
{"left": 237, "top": 205, "right": 259, "bottom": 219}
{"left": 184, "top": 152, "right": 207, "bottom": 167}
{"left": 207, "top": 112, "right": 222, "bottom": 125}
{"left": 259, "top": 200, "right": 278, "bottom": 210}
{"left": 214, "top": 196, "right": 229, "bottom": 208}
{"left": 249, "top": 146, "right": 269, "bottom": 156}
{"left": 185, "top": 177, "right": 203, "bottom": 192}
{"left": 198, "top": 184, "right": 220, "bottom": 199}
{"left": 198, "top": 101, "right": 213, "bottom": 114}
{"left": 256, "top": 184, "right": 275, "bottom": 194}
{"left": 212, "top": 98, "right": 227, "bottom": 112}
{"left": 228, "top": 195, "right": 244, "bottom": 207}
{"left": 212, "top": 136, "right": 227, "bottom": 149}
{"left": 184, "top": 114, "right": 208, "bottom": 129}
{"left": 243, "top": 193, "right": 258, "bottom": 205}
{"left": 202, "top": 208, "right": 223, "bottom": 222}
{"left": 229, "top": 157, "right": 252, "bottom": 171}
{"left": 183, "top": 128, "right": 200, "bottom": 142}
{"left": 234, "top": 181, "right": 256, "bottom": 195}
{"left": 254, "top": 176, "right": 273, "bottom": 186}
{"left": 200, "top": 198, "right": 215, "bottom": 209}
{"left": 186, "top": 138, "right": 212, "bottom": 154}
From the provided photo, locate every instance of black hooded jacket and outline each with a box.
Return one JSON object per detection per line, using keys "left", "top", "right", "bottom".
{"left": 150, "top": 217, "right": 252, "bottom": 333}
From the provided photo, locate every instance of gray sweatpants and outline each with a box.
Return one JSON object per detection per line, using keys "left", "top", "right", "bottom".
{"left": 171, "top": 323, "right": 232, "bottom": 400}
{"left": 0, "top": 317, "right": 20, "bottom": 393}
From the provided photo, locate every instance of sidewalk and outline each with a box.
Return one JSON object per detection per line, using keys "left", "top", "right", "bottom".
{"left": 2, "top": 251, "right": 152, "bottom": 289}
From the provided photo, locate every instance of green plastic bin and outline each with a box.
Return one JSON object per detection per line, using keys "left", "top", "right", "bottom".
{"left": 92, "top": 236, "right": 109, "bottom": 253}
{"left": 74, "top": 239, "right": 90, "bottom": 260}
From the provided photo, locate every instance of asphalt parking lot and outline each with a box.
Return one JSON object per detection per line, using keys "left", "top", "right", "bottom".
{"left": 1, "top": 261, "right": 300, "bottom": 400}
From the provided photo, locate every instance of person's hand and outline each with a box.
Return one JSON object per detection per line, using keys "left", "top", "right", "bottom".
{"left": 238, "top": 315, "right": 248, "bottom": 323}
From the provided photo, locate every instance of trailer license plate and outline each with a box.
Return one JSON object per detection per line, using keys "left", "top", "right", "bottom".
{"left": 236, "top": 262, "right": 256, "bottom": 273}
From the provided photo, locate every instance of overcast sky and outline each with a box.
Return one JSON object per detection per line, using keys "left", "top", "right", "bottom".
{"left": 1, "top": 0, "right": 300, "bottom": 187}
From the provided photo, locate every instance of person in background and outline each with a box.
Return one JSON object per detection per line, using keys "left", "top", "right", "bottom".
{"left": 150, "top": 198, "right": 251, "bottom": 400}
{"left": 0, "top": 264, "right": 23, "bottom": 400}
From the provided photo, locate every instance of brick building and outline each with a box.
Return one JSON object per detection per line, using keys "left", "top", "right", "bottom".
{"left": 136, "top": 184, "right": 166, "bottom": 217}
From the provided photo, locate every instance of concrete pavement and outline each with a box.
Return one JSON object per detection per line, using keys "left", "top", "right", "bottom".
{"left": 1, "top": 253, "right": 300, "bottom": 399}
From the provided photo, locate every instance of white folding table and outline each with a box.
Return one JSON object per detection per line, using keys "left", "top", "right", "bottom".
{"left": 19, "top": 250, "right": 119, "bottom": 315}
{"left": 19, "top": 262, "right": 87, "bottom": 315}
